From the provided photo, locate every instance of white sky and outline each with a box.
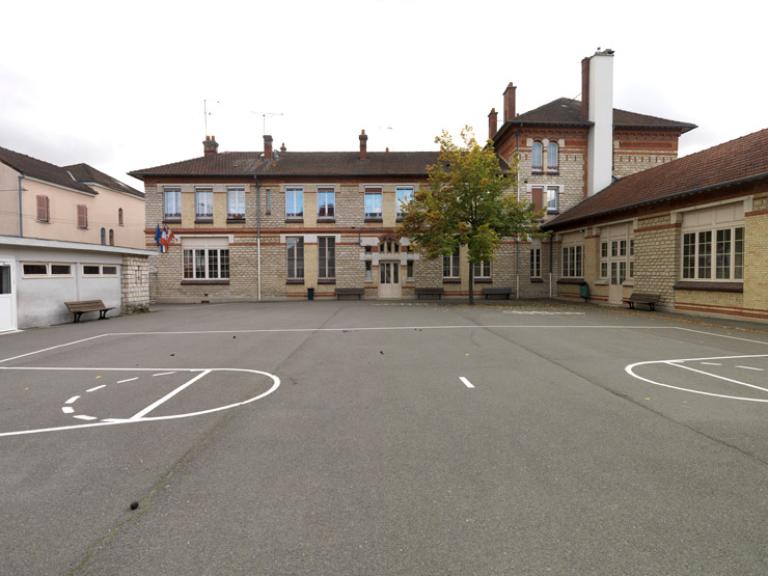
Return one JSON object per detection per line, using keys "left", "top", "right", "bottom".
{"left": 1, "top": 0, "right": 767, "bottom": 189}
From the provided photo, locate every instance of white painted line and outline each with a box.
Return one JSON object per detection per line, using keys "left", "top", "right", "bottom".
{"left": 116, "top": 377, "right": 139, "bottom": 384}
{"left": 64, "top": 395, "right": 80, "bottom": 405}
{"left": 667, "top": 362, "right": 768, "bottom": 394}
{"left": 129, "top": 370, "right": 211, "bottom": 421}
{"left": 73, "top": 415, "right": 97, "bottom": 421}
{"left": 152, "top": 371, "right": 175, "bottom": 377}
{"left": 61, "top": 406, "right": 74, "bottom": 414}
{"left": 0, "top": 333, "right": 111, "bottom": 364}
{"left": 86, "top": 384, "right": 106, "bottom": 393}
{"left": 459, "top": 376, "right": 475, "bottom": 389}
{"left": 700, "top": 362, "right": 722, "bottom": 366}
{"left": 737, "top": 365, "right": 764, "bottom": 372}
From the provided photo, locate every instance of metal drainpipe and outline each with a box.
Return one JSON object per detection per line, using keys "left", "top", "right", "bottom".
{"left": 255, "top": 177, "right": 262, "bottom": 302}
{"left": 549, "top": 231, "right": 554, "bottom": 298}
{"left": 18, "top": 174, "right": 24, "bottom": 237}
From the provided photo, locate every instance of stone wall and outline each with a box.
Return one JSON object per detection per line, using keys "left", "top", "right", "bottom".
{"left": 121, "top": 255, "right": 150, "bottom": 313}
{"left": 633, "top": 214, "right": 679, "bottom": 309}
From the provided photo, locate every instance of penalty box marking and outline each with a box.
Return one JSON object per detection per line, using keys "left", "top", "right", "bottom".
{"left": 626, "top": 354, "right": 768, "bottom": 403}
{"left": 0, "top": 367, "right": 280, "bottom": 439}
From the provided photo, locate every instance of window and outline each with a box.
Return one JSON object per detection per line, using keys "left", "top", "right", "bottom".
{"left": 195, "top": 188, "right": 213, "bottom": 220}
{"left": 406, "top": 260, "right": 414, "bottom": 281}
{"left": 164, "top": 188, "right": 181, "bottom": 219}
{"left": 600, "top": 241, "right": 609, "bottom": 279}
{"left": 546, "top": 186, "right": 559, "bottom": 214}
{"left": 443, "top": 248, "right": 460, "bottom": 279}
{"left": 22, "top": 263, "right": 48, "bottom": 276}
{"left": 396, "top": 186, "right": 414, "bottom": 219}
{"left": 601, "top": 230, "right": 634, "bottom": 283}
{"left": 532, "top": 141, "right": 543, "bottom": 172}
{"left": 36, "top": 195, "right": 50, "bottom": 223}
{"left": 100, "top": 227, "right": 106, "bottom": 245}
{"left": 227, "top": 187, "right": 246, "bottom": 219}
{"left": 82, "top": 264, "right": 118, "bottom": 276}
{"left": 317, "top": 188, "right": 335, "bottom": 219}
{"left": 682, "top": 226, "right": 744, "bottom": 281}
{"left": 109, "top": 229, "right": 115, "bottom": 246}
{"left": 473, "top": 259, "right": 491, "bottom": 279}
{"left": 318, "top": 237, "right": 335, "bottom": 280}
{"left": 285, "top": 187, "right": 304, "bottom": 219}
{"left": 561, "top": 245, "right": 583, "bottom": 278}
{"left": 265, "top": 188, "right": 272, "bottom": 215}
{"left": 118, "top": 208, "right": 124, "bottom": 227}
{"left": 530, "top": 247, "right": 541, "bottom": 278}
{"left": 547, "top": 141, "right": 559, "bottom": 173}
{"left": 532, "top": 186, "right": 544, "bottom": 212}
{"left": 364, "top": 188, "right": 382, "bottom": 220}
{"left": 365, "top": 260, "right": 373, "bottom": 282}
{"left": 286, "top": 237, "right": 304, "bottom": 280}
{"left": 83, "top": 265, "right": 100, "bottom": 275}
{"left": 102, "top": 266, "right": 118, "bottom": 276}
{"left": 182, "top": 248, "right": 230, "bottom": 280}
{"left": 77, "top": 204, "right": 88, "bottom": 229}
{"left": 51, "top": 264, "right": 71, "bottom": 275}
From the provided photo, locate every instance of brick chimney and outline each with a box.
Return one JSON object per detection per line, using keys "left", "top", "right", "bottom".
{"left": 280, "top": 142, "right": 287, "bottom": 152}
{"left": 263, "top": 134, "right": 273, "bottom": 160}
{"left": 488, "top": 108, "right": 498, "bottom": 140}
{"left": 203, "top": 135, "right": 218, "bottom": 156}
{"left": 359, "top": 129, "right": 368, "bottom": 160}
{"left": 503, "top": 83, "right": 516, "bottom": 123}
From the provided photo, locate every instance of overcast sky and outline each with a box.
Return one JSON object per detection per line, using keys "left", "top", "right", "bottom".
{"left": 2, "top": 0, "right": 766, "bottom": 189}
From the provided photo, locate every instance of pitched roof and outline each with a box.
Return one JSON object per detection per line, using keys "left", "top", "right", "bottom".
{"left": 64, "top": 163, "right": 144, "bottom": 197}
{"left": 0, "top": 146, "right": 96, "bottom": 194}
{"left": 493, "top": 98, "right": 696, "bottom": 143}
{"left": 129, "top": 150, "right": 441, "bottom": 179}
{"left": 543, "top": 128, "right": 768, "bottom": 230}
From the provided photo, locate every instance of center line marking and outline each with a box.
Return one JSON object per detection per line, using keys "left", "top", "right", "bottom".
{"left": 117, "top": 377, "right": 139, "bottom": 384}
{"left": 459, "top": 376, "right": 475, "bottom": 389}
{"left": 737, "top": 365, "right": 764, "bottom": 372}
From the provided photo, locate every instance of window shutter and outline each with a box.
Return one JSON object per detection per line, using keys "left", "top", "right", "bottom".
{"left": 77, "top": 204, "right": 88, "bottom": 229}
{"left": 37, "top": 195, "right": 49, "bottom": 222}
{"left": 532, "top": 187, "right": 544, "bottom": 211}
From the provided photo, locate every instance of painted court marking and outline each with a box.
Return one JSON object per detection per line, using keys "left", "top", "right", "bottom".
{"left": 459, "top": 377, "right": 475, "bottom": 389}
{"left": 626, "top": 354, "right": 768, "bottom": 403}
{"left": 737, "top": 365, "right": 764, "bottom": 372}
{"left": 116, "top": 377, "right": 138, "bottom": 384}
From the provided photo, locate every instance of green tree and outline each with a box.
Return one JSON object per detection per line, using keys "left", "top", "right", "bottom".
{"left": 399, "top": 127, "right": 540, "bottom": 304}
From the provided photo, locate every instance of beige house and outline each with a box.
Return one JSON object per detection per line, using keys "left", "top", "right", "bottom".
{"left": 0, "top": 145, "right": 150, "bottom": 331}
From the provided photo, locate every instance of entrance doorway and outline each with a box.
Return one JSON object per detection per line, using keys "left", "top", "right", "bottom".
{"left": 378, "top": 261, "right": 402, "bottom": 299}
{"left": 0, "top": 261, "right": 17, "bottom": 332}
{"left": 608, "top": 240, "right": 627, "bottom": 305}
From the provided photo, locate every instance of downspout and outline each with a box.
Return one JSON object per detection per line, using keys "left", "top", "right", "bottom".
{"left": 549, "top": 231, "right": 554, "bottom": 298}
{"left": 18, "top": 174, "right": 24, "bottom": 237}
{"left": 515, "top": 127, "right": 521, "bottom": 298}
{"left": 255, "top": 177, "right": 262, "bottom": 301}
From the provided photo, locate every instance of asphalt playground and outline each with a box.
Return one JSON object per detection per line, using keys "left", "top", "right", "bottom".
{"left": 1, "top": 300, "right": 768, "bottom": 575}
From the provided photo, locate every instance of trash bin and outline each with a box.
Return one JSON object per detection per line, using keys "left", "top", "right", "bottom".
{"left": 579, "top": 282, "right": 590, "bottom": 301}
{"left": 307, "top": 287, "right": 315, "bottom": 301}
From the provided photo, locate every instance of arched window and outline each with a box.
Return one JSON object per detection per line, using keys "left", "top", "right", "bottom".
{"left": 118, "top": 208, "right": 124, "bottom": 226}
{"left": 100, "top": 227, "right": 106, "bottom": 245}
{"left": 109, "top": 229, "right": 115, "bottom": 246}
{"left": 531, "top": 141, "right": 543, "bottom": 172}
{"left": 547, "top": 141, "right": 559, "bottom": 172}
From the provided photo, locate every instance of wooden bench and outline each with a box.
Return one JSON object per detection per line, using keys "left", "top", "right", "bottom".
{"left": 482, "top": 287, "right": 512, "bottom": 300}
{"left": 335, "top": 288, "right": 364, "bottom": 300}
{"left": 65, "top": 300, "right": 114, "bottom": 323}
{"left": 622, "top": 292, "right": 661, "bottom": 311}
{"left": 415, "top": 287, "right": 444, "bottom": 300}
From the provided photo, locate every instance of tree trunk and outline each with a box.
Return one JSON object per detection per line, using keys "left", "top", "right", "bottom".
{"left": 468, "top": 261, "right": 475, "bottom": 305}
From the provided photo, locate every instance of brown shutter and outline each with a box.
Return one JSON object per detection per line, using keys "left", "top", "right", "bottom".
{"left": 532, "top": 187, "right": 544, "bottom": 211}
{"left": 77, "top": 204, "right": 88, "bottom": 229}
{"left": 36, "top": 195, "right": 49, "bottom": 222}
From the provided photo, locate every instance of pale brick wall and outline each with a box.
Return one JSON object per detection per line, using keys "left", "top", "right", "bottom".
{"left": 633, "top": 214, "right": 679, "bottom": 309}
{"left": 744, "top": 195, "right": 768, "bottom": 312}
{"left": 121, "top": 255, "right": 150, "bottom": 312}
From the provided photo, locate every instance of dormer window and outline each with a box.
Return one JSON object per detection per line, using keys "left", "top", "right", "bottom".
{"left": 547, "top": 141, "right": 559, "bottom": 174}
{"left": 531, "top": 141, "right": 543, "bottom": 173}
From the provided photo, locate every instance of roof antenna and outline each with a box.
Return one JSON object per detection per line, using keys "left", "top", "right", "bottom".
{"left": 251, "top": 111, "right": 285, "bottom": 135}
{"left": 203, "top": 99, "right": 220, "bottom": 135}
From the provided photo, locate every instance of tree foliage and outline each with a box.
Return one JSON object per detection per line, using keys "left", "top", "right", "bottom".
{"left": 398, "top": 127, "right": 540, "bottom": 303}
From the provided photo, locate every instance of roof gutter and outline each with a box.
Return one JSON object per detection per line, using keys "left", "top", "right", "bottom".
{"left": 543, "top": 169, "right": 768, "bottom": 231}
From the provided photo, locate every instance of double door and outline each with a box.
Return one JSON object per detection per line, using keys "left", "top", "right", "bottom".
{"left": 378, "top": 261, "right": 401, "bottom": 299}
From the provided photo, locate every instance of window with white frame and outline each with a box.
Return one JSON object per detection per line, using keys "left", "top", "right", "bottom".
{"left": 183, "top": 248, "right": 229, "bottom": 280}
{"left": 532, "top": 141, "right": 543, "bottom": 172}
{"left": 195, "top": 188, "right": 213, "bottom": 219}
{"left": 285, "top": 187, "right": 304, "bottom": 219}
{"left": 286, "top": 237, "right": 304, "bottom": 280}
{"left": 547, "top": 141, "right": 559, "bottom": 173}
{"left": 681, "top": 204, "right": 744, "bottom": 281}
{"left": 546, "top": 186, "right": 559, "bottom": 214}
{"left": 364, "top": 188, "right": 383, "bottom": 220}
{"left": 317, "top": 188, "right": 335, "bottom": 219}
{"left": 600, "top": 225, "right": 634, "bottom": 283}
{"left": 472, "top": 259, "right": 491, "bottom": 279}
{"left": 443, "top": 248, "right": 460, "bottom": 279}
{"left": 164, "top": 188, "right": 181, "bottom": 219}
{"left": 82, "top": 264, "right": 119, "bottom": 277}
{"left": 318, "top": 237, "right": 335, "bottom": 280}
{"left": 530, "top": 247, "right": 541, "bottom": 278}
{"left": 396, "top": 186, "right": 414, "bottom": 219}
{"left": 227, "top": 187, "right": 246, "bottom": 219}
{"left": 406, "top": 260, "right": 414, "bottom": 281}
{"left": 561, "top": 245, "right": 583, "bottom": 277}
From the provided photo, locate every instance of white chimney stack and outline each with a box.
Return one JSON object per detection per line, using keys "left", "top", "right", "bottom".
{"left": 586, "top": 49, "right": 614, "bottom": 196}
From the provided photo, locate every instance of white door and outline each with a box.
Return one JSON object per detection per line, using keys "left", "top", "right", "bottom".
{"left": 608, "top": 245, "right": 627, "bottom": 306}
{"left": 0, "top": 261, "right": 17, "bottom": 332}
{"left": 378, "top": 261, "right": 402, "bottom": 299}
